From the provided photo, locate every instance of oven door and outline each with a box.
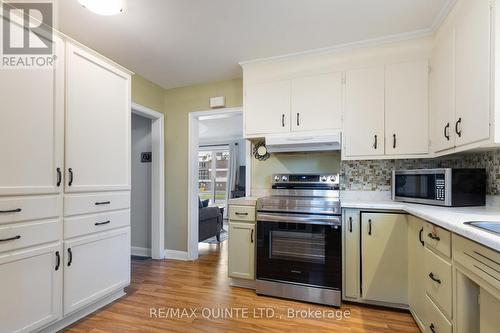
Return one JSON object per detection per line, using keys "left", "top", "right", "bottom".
{"left": 256, "top": 212, "right": 341, "bottom": 289}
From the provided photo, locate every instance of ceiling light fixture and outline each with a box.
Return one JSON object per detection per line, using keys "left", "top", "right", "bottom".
{"left": 78, "top": 0, "right": 125, "bottom": 16}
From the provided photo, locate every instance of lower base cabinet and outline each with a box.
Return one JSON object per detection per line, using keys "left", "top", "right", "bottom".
{"left": 63, "top": 227, "right": 130, "bottom": 315}
{"left": 0, "top": 243, "right": 62, "bottom": 333}
{"left": 408, "top": 216, "right": 426, "bottom": 330}
{"left": 228, "top": 221, "right": 255, "bottom": 280}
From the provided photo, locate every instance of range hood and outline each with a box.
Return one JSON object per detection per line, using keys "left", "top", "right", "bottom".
{"left": 265, "top": 131, "right": 342, "bottom": 153}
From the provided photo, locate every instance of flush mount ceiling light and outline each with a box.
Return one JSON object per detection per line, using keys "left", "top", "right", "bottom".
{"left": 78, "top": 0, "right": 125, "bottom": 16}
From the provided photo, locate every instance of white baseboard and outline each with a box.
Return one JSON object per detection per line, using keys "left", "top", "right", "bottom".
{"left": 131, "top": 246, "right": 151, "bottom": 257}
{"left": 164, "top": 249, "right": 189, "bottom": 261}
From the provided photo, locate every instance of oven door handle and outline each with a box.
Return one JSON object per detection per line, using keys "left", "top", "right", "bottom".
{"left": 257, "top": 212, "right": 341, "bottom": 226}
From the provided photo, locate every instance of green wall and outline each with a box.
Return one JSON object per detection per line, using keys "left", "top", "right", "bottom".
{"left": 164, "top": 79, "right": 243, "bottom": 251}
{"left": 132, "top": 75, "right": 165, "bottom": 112}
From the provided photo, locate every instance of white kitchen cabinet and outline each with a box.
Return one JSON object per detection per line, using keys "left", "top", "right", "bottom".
{"left": 228, "top": 221, "right": 255, "bottom": 280}
{"left": 343, "top": 66, "right": 385, "bottom": 157}
{"left": 244, "top": 80, "right": 291, "bottom": 136}
{"left": 342, "top": 210, "right": 360, "bottom": 300}
{"left": 0, "top": 243, "right": 62, "bottom": 333}
{"left": 385, "top": 60, "right": 429, "bottom": 155}
{"left": 63, "top": 227, "right": 130, "bottom": 315}
{"left": 65, "top": 43, "right": 131, "bottom": 193}
{"left": 291, "top": 72, "right": 343, "bottom": 132}
{"left": 430, "top": 24, "right": 456, "bottom": 153}
{"left": 454, "top": 0, "right": 491, "bottom": 147}
{"left": 0, "top": 33, "right": 64, "bottom": 196}
{"left": 361, "top": 212, "right": 408, "bottom": 305}
{"left": 408, "top": 216, "right": 426, "bottom": 330}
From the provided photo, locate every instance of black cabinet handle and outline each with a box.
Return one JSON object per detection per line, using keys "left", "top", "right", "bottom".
{"left": 428, "top": 233, "right": 440, "bottom": 241}
{"left": 56, "top": 168, "right": 62, "bottom": 187}
{"left": 68, "top": 168, "right": 74, "bottom": 186}
{"left": 297, "top": 113, "right": 300, "bottom": 126}
{"left": 251, "top": 229, "right": 254, "bottom": 243}
{"left": 95, "top": 220, "right": 111, "bottom": 226}
{"left": 368, "top": 219, "right": 372, "bottom": 236}
{"left": 393, "top": 134, "right": 396, "bottom": 149}
{"left": 455, "top": 117, "right": 462, "bottom": 137}
{"left": 95, "top": 201, "right": 111, "bottom": 206}
{"left": 429, "top": 323, "right": 436, "bottom": 333}
{"left": 282, "top": 114, "right": 285, "bottom": 127}
{"left": 235, "top": 212, "right": 248, "bottom": 216}
{"left": 373, "top": 135, "right": 378, "bottom": 149}
{"left": 0, "top": 235, "right": 21, "bottom": 242}
{"left": 67, "top": 248, "right": 73, "bottom": 267}
{"left": 419, "top": 227, "right": 424, "bottom": 246}
{"left": 0, "top": 208, "right": 21, "bottom": 214}
{"left": 429, "top": 272, "right": 442, "bottom": 284}
{"left": 349, "top": 217, "right": 353, "bottom": 233}
{"left": 55, "top": 251, "right": 60, "bottom": 271}
{"left": 444, "top": 123, "right": 450, "bottom": 141}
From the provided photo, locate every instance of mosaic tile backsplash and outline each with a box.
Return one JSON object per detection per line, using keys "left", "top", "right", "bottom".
{"left": 340, "top": 149, "right": 500, "bottom": 195}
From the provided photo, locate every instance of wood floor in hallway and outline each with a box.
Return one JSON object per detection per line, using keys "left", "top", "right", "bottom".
{"left": 63, "top": 242, "right": 420, "bottom": 333}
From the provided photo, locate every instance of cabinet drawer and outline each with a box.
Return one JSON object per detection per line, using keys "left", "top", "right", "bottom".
{"left": 424, "top": 222, "right": 451, "bottom": 258}
{"left": 0, "top": 195, "right": 61, "bottom": 225}
{"left": 453, "top": 234, "right": 500, "bottom": 291}
{"left": 426, "top": 295, "right": 452, "bottom": 333}
{"left": 65, "top": 209, "right": 130, "bottom": 239}
{"left": 229, "top": 205, "right": 255, "bottom": 221}
{"left": 64, "top": 192, "right": 130, "bottom": 217}
{"left": 425, "top": 247, "right": 452, "bottom": 318}
{"left": 0, "top": 219, "right": 61, "bottom": 254}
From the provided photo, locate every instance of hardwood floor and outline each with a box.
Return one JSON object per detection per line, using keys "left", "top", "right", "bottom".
{"left": 64, "top": 242, "right": 419, "bottom": 333}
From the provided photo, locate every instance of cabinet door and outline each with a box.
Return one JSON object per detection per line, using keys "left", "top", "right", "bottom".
{"left": 65, "top": 43, "right": 131, "bottom": 193}
{"left": 0, "top": 243, "right": 62, "bottom": 333}
{"left": 228, "top": 221, "right": 255, "bottom": 280}
{"left": 408, "top": 216, "right": 426, "bottom": 330}
{"left": 454, "top": 0, "right": 491, "bottom": 147}
{"left": 342, "top": 210, "right": 360, "bottom": 300}
{"left": 343, "top": 67, "right": 385, "bottom": 157}
{"left": 0, "top": 29, "right": 64, "bottom": 196}
{"left": 291, "top": 72, "right": 343, "bottom": 132}
{"left": 361, "top": 213, "right": 408, "bottom": 304}
{"left": 385, "top": 60, "right": 429, "bottom": 155}
{"left": 244, "top": 81, "right": 291, "bottom": 136}
{"left": 430, "top": 25, "right": 456, "bottom": 153}
{"left": 64, "top": 227, "right": 130, "bottom": 315}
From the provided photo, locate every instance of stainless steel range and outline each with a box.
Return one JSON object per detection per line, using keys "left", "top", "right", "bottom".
{"left": 256, "top": 174, "right": 342, "bottom": 307}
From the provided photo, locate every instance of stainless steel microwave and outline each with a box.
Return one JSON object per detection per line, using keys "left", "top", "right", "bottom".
{"left": 392, "top": 168, "right": 486, "bottom": 207}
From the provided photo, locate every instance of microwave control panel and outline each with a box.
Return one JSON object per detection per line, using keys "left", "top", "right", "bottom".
{"left": 435, "top": 174, "right": 446, "bottom": 201}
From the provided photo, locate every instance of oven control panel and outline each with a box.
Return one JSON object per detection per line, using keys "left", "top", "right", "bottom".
{"left": 272, "top": 174, "right": 339, "bottom": 185}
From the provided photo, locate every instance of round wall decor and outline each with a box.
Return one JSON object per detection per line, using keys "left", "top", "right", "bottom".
{"left": 253, "top": 141, "right": 270, "bottom": 161}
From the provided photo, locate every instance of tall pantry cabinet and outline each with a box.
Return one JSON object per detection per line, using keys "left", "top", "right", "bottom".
{"left": 0, "top": 29, "right": 132, "bottom": 333}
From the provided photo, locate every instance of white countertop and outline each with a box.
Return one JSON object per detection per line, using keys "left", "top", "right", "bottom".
{"left": 342, "top": 200, "right": 500, "bottom": 252}
{"left": 228, "top": 196, "right": 260, "bottom": 206}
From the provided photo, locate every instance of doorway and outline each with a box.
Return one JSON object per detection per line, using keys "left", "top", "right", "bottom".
{"left": 187, "top": 107, "right": 250, "bottom": 261}
{"left": 131, "top": 103, "right": 165, "bottom": 259}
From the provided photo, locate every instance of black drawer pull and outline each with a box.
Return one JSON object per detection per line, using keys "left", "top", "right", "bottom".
{"left": 455, "top": 117, "right": 462, "bottom": 137}
{"left": 368, "top": 219, "right": 372, "bottom": 236}
{"left": 55, "top": 251, "right": 60, "bottom": 271}
{"left": 373, "top": 135, "right": 378, "bottom": 149}
{"left": 429, "top": 272, "right": 441, "bottom": 284}
{"left": 419, "top": 227, "right": 424, "bottom": 246}
{"left": 393, "top": 134, "right": 396, "bottom": 149}
{"left": 251, "top": 229, "right": 254, "bottom": 243}
{"left": 349, "top": 217, "right": 353, "bottom": 233}
{"left": 95, "top": 201, "right": 111, "bottom": 206}
{"left": 235, "top": 212, "right": 248, "bottom": 216}
{"left": 95, "top": 220, "right": 111, "bottom": 226}
{"left": 429, "top": 323, "right": 436, "bottom": 333}
{"left": 444, "top": 122, "right": 450, "bottom": 140}
{"left": 68, "top": 168, "right": 74, "bottom": 186}
{"left": 428, "top": 233, "right": 440, "bottom": 241}
{"left": 0, "top": 235, "right": 21, "bottom": 242}
{"left": 67, "top": 248, "right": 73, "bottom": 267}
{"left": 56, "top": 168, "right": 62, "bottom": 187}
{"left": 0, "top": 208, "right": 22, "bottom": 214}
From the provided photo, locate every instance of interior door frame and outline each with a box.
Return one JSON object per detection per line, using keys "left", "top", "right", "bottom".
{"left": 188, "top": 107, "right": 249, "bottom": 261}
{"left": 131, "top": 103, "right": 165, "bottom": 260}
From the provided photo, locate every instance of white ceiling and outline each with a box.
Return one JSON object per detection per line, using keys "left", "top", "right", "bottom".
{"left": 57, "top": 0, "right": 451, "bottom": 89}
{"left": 199, "top": 114, "right": 243, "bottom": 143}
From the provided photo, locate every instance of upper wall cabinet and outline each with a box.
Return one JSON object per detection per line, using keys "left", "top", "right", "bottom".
{"left": 431, "top": 0, "right": 492, "bottom": 154}
{"left": 0, "top": 32, "right": 64, "bottom": 196}
{"left": 343, "top": 66, "right": 385, "bottom": 157}
{"left": 65, "top": 43, "right": 131, "bottom": 193}
{"left": 385, "top": 60, "right": 429, "bottom": 156}
{"left": 291, "top": 73, "right": 343, "bottom": 132}
{"left": 244, "top": 72, "right": 343, "bottom": 137}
